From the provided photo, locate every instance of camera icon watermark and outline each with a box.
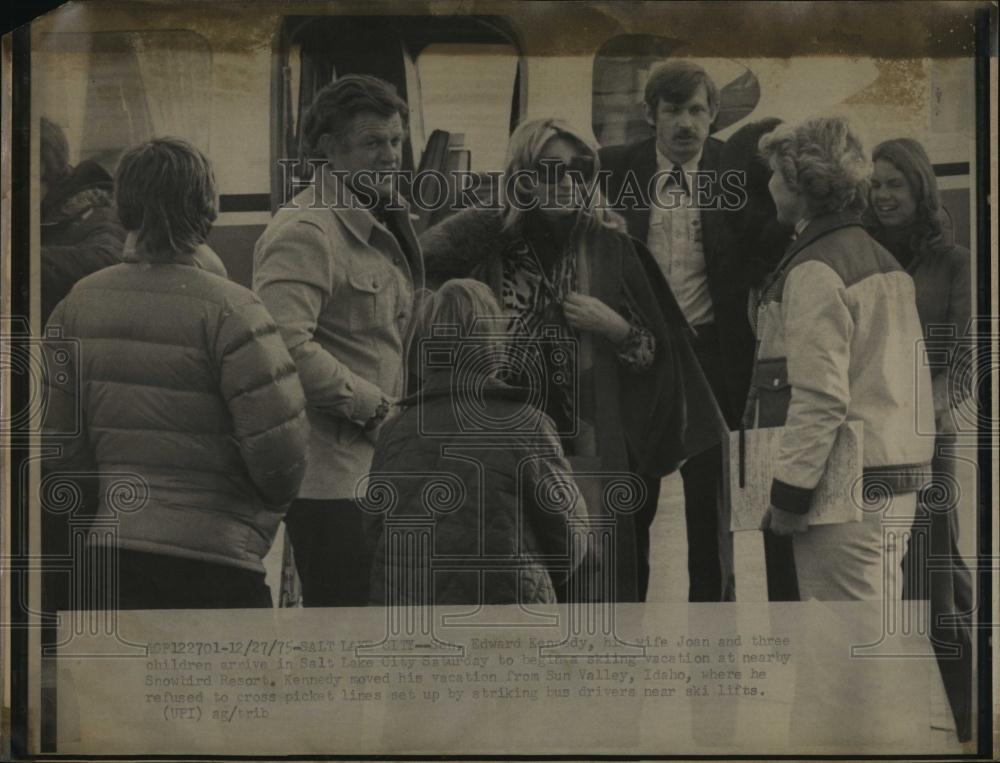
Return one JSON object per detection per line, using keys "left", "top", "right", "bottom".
{"left": 2, "top": 448, "right": 150, "bottom": 658}
{"left": 1, "top": 318, "right": 82, "bottom": 439}
{"left": 915, "top": 318, "right": 994, "bottom": 436}
{"left": 416, "top": 318, "right": 579, "bottom": 440}
{"left": 356, "top": 461, "right": 648, "bottom": 661}
{"left": 846, "top": 470, "right": 983, "bottom": 663}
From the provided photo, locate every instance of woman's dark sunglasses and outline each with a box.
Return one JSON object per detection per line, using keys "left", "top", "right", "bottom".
{"left": 534, "top": 155, "right": 596, "bottom": 185}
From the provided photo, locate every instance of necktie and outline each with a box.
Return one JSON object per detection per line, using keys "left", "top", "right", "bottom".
{"left": 668, "top": 164, "right": 690, "bottom": 196}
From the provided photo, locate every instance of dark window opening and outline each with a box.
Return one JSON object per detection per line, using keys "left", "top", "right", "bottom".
{"left": 275, "top": 15, "right": 523, "bottom": 213}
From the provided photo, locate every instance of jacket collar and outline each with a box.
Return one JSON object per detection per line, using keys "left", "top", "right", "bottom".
{"left": 783, "top": 211, "right": 864, "bottom": 262}
{"left": 122, "top": 250, "right": 199, "bottom": 268}
{"left": 655, "top": 143, "right": 704, "bottom": 174}
{"left": 623, "top": 136, "right": 723, "bottom": 260}
{"left": 631, "top": 138, "right": 659, "bottom": 192}
{"left": 621, "top": 135, "right": 721, "bottom": 190}
{"left": 319, "top": 167, "right": 411, "bottom": 245}
{"left": 760, "top": 211, "right": 864, "bottom": 297}
{"left": 121, "top": 232, "right": 200, "bottom": 268}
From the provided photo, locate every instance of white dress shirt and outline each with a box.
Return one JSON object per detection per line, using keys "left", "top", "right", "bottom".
{"left": 646, "top": 147, "right": 715, "bottom": 327}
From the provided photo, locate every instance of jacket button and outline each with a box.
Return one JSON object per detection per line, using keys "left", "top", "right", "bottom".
{"left": 772, "top": 378, "right": 780, "bottom": 387}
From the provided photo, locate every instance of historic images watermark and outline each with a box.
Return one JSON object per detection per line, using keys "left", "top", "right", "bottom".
{"left": 276, "top": 160, "right": 751, "bottom": 215}
{"left": 1, "top": 317, "right": 149, "bottom": 656}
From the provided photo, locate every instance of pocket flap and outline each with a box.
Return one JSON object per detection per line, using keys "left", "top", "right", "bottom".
{"left": 754, "top": 357, "right": 789, "bottom": 390}
{"left": 347, "top": 265, "right": 390, "bottom": 294}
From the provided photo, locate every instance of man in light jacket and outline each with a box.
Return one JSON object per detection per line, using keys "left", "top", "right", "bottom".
{"left": 254, "top": 75, "right": 424, "bottom": 607}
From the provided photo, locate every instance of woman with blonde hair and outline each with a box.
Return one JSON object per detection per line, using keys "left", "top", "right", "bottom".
{"left": 746, "top": 116, "right": 935, "bottom": 600}
{"left": 419, "top": 118, "right": 724, "bottom": 602}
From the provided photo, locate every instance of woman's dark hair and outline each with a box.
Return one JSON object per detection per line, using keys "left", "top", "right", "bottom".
{"left": 866, "top": 138, "right": 949, "bottom": 257}
{"left": 720, "top": 117, "right": 793, "bottom": 288}
{"left": 115, "top": 137, "right": 217, "bottom": 259}
{"left": 302, "top": 74, "right": 409, "bottom": 157}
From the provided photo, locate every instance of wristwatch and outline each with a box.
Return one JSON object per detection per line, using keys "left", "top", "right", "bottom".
{"left": 363, "top": 397, "right": 392, "bottom": 432}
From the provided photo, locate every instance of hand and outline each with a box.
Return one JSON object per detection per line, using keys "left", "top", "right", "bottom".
{"left": 760, "top": 505, "right": 809, "bottom": 536}
{"left": 562, "top": 292, "right": 631, "bottom": 343}
{"left": 363, "top": 401, "right": 400, "bottom": 445}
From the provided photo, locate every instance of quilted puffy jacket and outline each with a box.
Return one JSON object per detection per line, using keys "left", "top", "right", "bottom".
{"left": 365, "top": 372, "right": 588, "bottom": 606}
{"left": 43, "top": 252, "right": 310, "bottom": 572}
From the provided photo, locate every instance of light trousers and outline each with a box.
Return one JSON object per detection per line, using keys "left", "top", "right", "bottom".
{"left": 793, "top": 492, "right": 918, "bottom": 601}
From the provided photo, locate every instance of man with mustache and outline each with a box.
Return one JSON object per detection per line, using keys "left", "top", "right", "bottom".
{"left": 600, "top": 60, "right": 752, "bottom": 603}
{"left": 254, "top": 75, "right": 424, "bottom": 606}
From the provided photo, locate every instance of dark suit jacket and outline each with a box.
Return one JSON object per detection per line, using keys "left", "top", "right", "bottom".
{"left": 598, "top": 136, "right": 756, "bottom": 426}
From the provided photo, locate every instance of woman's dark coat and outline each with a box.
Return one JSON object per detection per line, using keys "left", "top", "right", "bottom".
{"left": 420, "top": 208, "right": 727, "bottom": 479}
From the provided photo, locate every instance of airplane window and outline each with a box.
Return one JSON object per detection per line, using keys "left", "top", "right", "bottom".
{"left": 34, "top": 31, "right": 212, "bottom": 174}
{"left": 416, "top": 43, "right": 519, "bottom": 172}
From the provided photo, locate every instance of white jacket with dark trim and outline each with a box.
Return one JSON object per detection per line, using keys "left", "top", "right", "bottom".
{"left": 746, "top": 212, "right": 935, "bottom": 514}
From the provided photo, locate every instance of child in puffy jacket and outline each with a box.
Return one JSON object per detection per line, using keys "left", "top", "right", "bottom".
{"left": 364, "top": 279, "right": 589, "bottom": 606}
{"left": 43, "top": 138, "right": 309, "bottom": 610}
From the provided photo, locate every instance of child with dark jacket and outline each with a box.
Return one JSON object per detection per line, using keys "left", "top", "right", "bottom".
{"left": 365, "top": 279, "right": 589, "bottom": 606}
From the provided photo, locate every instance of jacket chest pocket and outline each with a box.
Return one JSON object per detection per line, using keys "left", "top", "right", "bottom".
{"left": 752, "top": 357, "right": 791, "bottom": 428}
{"left": 347, "top": 264, "right": 398, "bottom": 331}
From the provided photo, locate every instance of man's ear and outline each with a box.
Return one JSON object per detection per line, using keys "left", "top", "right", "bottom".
{"left": 642, "top": 100, "right": 656, "bottom": 129}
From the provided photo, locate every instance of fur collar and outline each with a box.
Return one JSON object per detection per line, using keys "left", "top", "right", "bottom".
{"left": 419, "top": 207, "right": 630, "bottom": 287}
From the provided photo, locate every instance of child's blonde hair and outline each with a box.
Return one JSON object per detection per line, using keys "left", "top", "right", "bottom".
{"left": 409, "top": 279, "right": 506, "bottom": 380}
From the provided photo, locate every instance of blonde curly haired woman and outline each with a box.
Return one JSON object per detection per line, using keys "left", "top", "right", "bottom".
{"left": 746, "top": 116, "right": 935, "bottom": 601}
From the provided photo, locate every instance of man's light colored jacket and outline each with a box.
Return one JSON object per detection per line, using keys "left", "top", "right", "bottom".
{"left": 254, "top": 170, "right": 424, "bottom": 500}
{"left": 746, "top": 212, "right": 934, "bottom": 514}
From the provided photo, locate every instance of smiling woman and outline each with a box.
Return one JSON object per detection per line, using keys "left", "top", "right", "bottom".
{"left": 863, "top": 136, "right": 974, "bottom": 741}
{"left": 870, "top": 158, "right": 919, "bottom": 231}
